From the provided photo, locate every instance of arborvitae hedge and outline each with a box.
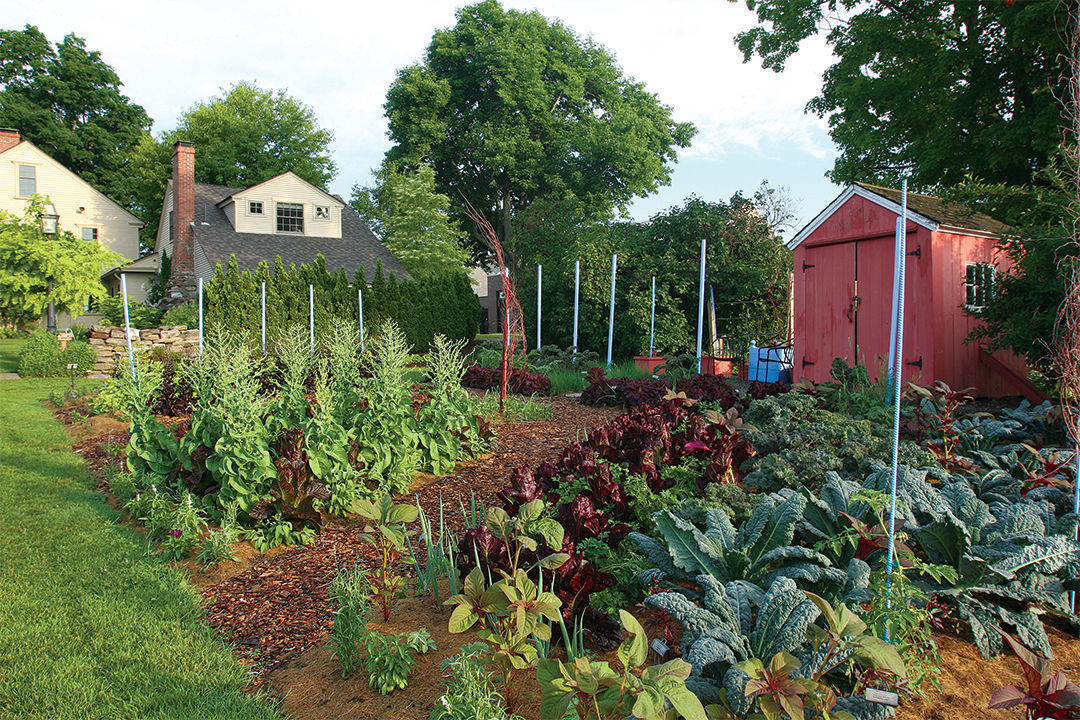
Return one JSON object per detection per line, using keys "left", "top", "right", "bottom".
{"left": 204, "top": 253, "right": 480, "bottom": 350}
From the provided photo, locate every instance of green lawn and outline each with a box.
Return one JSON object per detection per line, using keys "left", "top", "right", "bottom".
{"left": 0, "top": 379, "right": 281, "bottom": 720}
{"left": 0, "top": 338, "right": 23, "bottom": 373}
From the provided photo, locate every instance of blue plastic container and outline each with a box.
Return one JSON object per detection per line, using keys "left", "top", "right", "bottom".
{"left": 747, "top": 342, "right": 792, "bottom": 383}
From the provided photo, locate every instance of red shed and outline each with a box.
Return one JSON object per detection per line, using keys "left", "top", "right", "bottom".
{"left": 789, "top": 183, "right": 1034, "bottom": 399}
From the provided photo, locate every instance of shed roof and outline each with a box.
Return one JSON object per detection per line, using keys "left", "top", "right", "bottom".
{"left": 787, "top": 183, "right": 1006, "bottom": 249}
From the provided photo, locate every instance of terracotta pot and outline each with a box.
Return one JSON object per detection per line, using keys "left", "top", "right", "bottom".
{"left": 634, "top": 356, "right": 665, "bottom": 375}
{"left": 701, "top": 354, "right": 737, "bottom": 376}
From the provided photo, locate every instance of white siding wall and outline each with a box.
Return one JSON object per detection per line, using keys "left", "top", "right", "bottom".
{"left": 230, "top": 174, "right": 342, "bottom": 238}
{"left": 155, "top": 185, "right": 173, "bottom": 257}
{"left": 0, "top": 142, "right": 142, "bottom": 262}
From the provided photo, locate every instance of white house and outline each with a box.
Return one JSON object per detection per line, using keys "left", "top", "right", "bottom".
{"left": 0, "top": 128, "right": 145, "bottom": 325}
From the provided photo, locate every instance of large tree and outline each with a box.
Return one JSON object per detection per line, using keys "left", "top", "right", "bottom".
{"left": 134, "top": 81, "right": 337, "bottom": 245}
{"left": 383, "top": 0, "right": 695, "bottom": 257}
{"left": 350, "top": 164, "right": 470, "bottom": 277}
{"left": 0, "top": 25, "right": 151, "bottom": 205}
{"left": 0, "top": 195, "right": 123, "bottom": 327}
{"left": 736, "top": 1, "right": 1068, "bottom": 189}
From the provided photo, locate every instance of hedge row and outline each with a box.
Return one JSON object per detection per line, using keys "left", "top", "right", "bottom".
{"left": 203, "top": 254, "right": 481, "bottom": 350}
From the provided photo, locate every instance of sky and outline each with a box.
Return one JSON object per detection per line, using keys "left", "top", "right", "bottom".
{"left": 6, "top": 0, "right": 842, "bottom": 238}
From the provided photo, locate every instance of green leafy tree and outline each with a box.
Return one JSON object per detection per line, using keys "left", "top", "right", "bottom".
{"left": 947, "top": 150, "right": 1076, "bottom": 373}
{"left": 736, "top": 1, "right": 1067, "bottom": 189}
{"left": 134, "top": 81, "right": 337, "bottom": 242}
{"left": 351, "top": 164, "right": 469, "bottom": 276}
{"left": 0, "top": 195, "right": 123, "bottom": 326}
{"left": 384, "top": 0, "right": 695, "bottom": 256}
{"left": 0, "top": 25, "right": 152, "bottom": 206}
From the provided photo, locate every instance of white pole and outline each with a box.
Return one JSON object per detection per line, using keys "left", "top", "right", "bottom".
{"left": 695, "top": 238, "right": 707, "bottom": 373}
{"left": 572, "top": 260, "right": 580, "bottom": 360}
{"left": 260, "top": 281, "right": 266, "bottom": 355}
{"left": 197, "top": 276, "right": 203, "bottom": 357}
{"left": 885, "top": 179, "right": 908, "bottom": 627}
{"left": 120, "top": 274, "right": 136, "bottom": 380}
{"left": 606, "top": 254, "right": 617, "bottom": 367}
{"left": 536, "top": 264, "right": 543, "bottom": 349}
{"left": 358, "top": 288, "right": 366, "bottom": 353}
{"left": 649, "top": 275, "right": 656, "bottom": 357}
{"left": 308, "top": 284, "right": 315, "bottom": 358}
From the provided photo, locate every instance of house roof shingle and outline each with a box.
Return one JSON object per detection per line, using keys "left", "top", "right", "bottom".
{"left": 855, "top": 183, "right": 1006, "bottom": 236}
{"left": 188, "top": 182, "right": 410, "bottom": 281}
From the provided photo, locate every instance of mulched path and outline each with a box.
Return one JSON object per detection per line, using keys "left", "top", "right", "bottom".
{"left": 61, "top": 394, "right": 619, "bottom": 685}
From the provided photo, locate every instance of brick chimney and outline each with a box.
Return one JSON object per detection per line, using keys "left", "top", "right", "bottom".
{"left": 0, "top": 128, "right": 20, "bottom": 154}
{"left": 162, "top": 141, "right": 197, "bottom": 306}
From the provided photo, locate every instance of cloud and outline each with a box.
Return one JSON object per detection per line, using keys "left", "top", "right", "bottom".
{"left": 9, "top": 0, "right": 837, "bottom": 195}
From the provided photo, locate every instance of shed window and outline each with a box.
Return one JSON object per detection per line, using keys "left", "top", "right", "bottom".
{"left": 81, "top": 227, "right": 98, "bottom": 241}
{"left": 17, "top": 164, "right": 35, "bottom": 196}
{"left": 276, "top": 202, "right": 303, "bottom": 233}
{"left": 964, "top": 262, "right": 995, "bottom": 310}
{"left": 249, "top": 201, "right": 263, "bottom": 215}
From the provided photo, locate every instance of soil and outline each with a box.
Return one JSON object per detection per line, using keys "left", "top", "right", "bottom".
{"left": 52, "top": 392, "right": 1080, "bottom": 720}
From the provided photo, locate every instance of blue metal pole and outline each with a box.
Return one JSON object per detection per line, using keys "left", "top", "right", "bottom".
{"left": 887, "top": 216, "right": 902, "bottom": 389}
{"left": 120, "top": 273, "right": 136, "bottom": 380}
{"left": 572, "top": 261, "right": 580, "bottom": 360}
{"left": 649, "top": 275, "right": 656, "bottom": 358}
{"left": 695, "top": 238, "right": 707, "bottom": 373}
{"left": 260, "top": 281, "right": 266, "bottom": 355}
{"left": 197, "top": 276, "right": 203, "bottom": 357}
{"left": 885, "top": 179, "right": 909, "bottom": 627}
{"left": 606, "top": 254, "right": 617, "bottom": 368}
{"left": 1073, "top": 440, "right": 1080, "bottom": 612}
{"left": 537, "top": 264, "right": 543, "bottom": 349}
{"left": 308, "top": 284, "right": 314, "bottom": 358}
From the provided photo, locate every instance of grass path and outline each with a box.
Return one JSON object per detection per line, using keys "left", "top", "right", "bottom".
{"left": 0, "top": 338, "right": 22, "bottom": 373}
{"left": 0, "top": 379, "right": 282, "bottom": 720}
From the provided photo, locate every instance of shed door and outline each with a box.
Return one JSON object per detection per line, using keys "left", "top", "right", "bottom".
{"left": 854, "top": 234, "right": 920, "bottom": 385}
{"left": 800, "top": 242, "right": 855, "bottom": 384}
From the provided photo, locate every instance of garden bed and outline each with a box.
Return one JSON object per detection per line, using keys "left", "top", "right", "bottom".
{"left": 57, "top": 351, "right": 1080, "bottom": 720}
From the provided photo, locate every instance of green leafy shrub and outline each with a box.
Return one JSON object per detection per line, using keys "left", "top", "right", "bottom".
{"left": 17, "top": 329, "right": 62, "bottom": 377}
{"left": 161, "top": 302, "right": 198, "bottom": 328}
{"left": 329, "top": 563, "right": 371, "bottom": 678}
{"left": 196, "top": 504, "right": 241, "bottom": 568}
{"left": 60, "top": 340, "right": 97, "bottom": 375}
{"left": 98, "top": 294, "right": 162, "bottom": 329}
{"left": 361, "top": 626, "right": 436, "bottom": 695}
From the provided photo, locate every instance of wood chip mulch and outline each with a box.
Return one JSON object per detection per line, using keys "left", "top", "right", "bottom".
{"left": 199, "top": 395, "right": 621, "bottom": 684}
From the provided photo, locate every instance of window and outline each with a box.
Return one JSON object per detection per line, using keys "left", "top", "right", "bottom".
{"left": 249, "top": 200, "right": 263, "bottom": 215}
{"left": 314, "top": 205, "right": 331, "bottom": 220}
{"left": 964, "top": 262, "right": 995, "bottom": 310}
{"left": 276, "top": 202, "right": 303, "bottom": 233}
{"left": 81, "top": 227, "right": 98, "bottom": 241}
{"left": 17, "top": 164, "right": 35, "bottom": 196}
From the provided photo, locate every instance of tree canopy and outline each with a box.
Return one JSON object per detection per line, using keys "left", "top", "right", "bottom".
{"left": 0, "top": 25, "right": 151, "bottom": 206}
{"left": 133, "top": 81, "right": 337, "bottom": 245}
{"left": 0, "top": 195, "right": 123, "bottom": 327}
{"left": 350, "top": 164, "right": 470, "bottom": 277}
{"left": 737, "top": 0, "right": 1068, "bottom": 189}
{"left": 383, "top": 0, "right": 696, "bottom": 256}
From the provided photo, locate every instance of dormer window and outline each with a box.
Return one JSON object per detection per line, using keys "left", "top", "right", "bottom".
{"left": 276, "top": 202, "right": 303, "bottom": 233}
{"left": 249, "top": 201, "right": 263, "bottom": 215}
{"left": 314, "top": 205, "right": 331, "bottom": 220}
{"left": 17, "top": 164, "right": 35, "bottom": 196}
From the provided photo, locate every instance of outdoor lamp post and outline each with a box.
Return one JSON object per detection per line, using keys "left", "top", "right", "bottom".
{"left": 40, "top": 201, "right": 59, "bottom": 332}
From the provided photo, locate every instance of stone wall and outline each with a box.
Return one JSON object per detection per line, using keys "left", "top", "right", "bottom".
{"left": 87, "top": 325, "right": 200, "bottom": 377}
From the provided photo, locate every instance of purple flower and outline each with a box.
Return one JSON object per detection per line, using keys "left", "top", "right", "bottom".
{"left": 170, "top": 528, "right": 183, "bottom": 538}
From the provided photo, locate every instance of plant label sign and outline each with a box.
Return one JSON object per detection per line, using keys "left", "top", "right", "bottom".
{"left": 650, "top": 638, "right": 669, "bottom": 658}
{"left": 865, "top": 688, "right": 899, "bottom": 707}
